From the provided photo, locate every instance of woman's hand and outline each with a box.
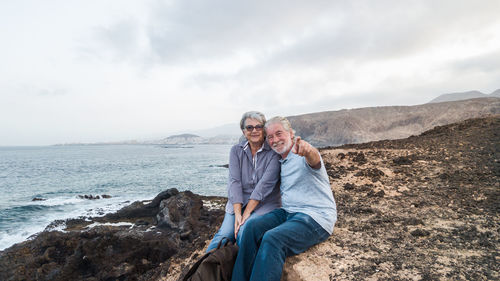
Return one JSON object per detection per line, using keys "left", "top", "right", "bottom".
{"left": 234, "top": 213, "right": 242, "bottom": 239}
{"left": 233, "top": 203, "right": 243, "bottom": 239}
{"left": 234, "top": 199, "right": 259, "bottom": 238}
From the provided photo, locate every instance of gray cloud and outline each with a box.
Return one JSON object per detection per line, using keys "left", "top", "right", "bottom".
{"left": 142, "top": 1, "right": 500, "bottom": 66}
{"left": 452, "top": 50, "right": 500, "bottom": 73}
{"left": 82, "top": 0, "right": 500, "bottom": 71}
{"left": 259, "top": 1, "right": 500, "bottom": 69}
{"left": 77, "top": 18, "right": 142, "bottom": 62}
{"left": 145, "top": 0, "right": 340, "bottom": 63}
{"left": 95, "top": 19, "right": 140, "bottom": 56}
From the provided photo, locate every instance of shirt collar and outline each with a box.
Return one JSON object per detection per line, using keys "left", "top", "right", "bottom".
{"left": 279, "top": 150, "right": 298, "bottom": 164}
{"left": 241, "top": 140, "right": 271, "bottom": 152}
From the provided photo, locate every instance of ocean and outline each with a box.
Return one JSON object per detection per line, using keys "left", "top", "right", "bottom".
{"left": 0, "top": 144, "right": 232, "bottom": 251}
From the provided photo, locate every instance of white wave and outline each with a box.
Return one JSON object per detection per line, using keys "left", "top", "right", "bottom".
{"left": 0, "top": 196, "right": 143, "bottom": 251}
{"left": 85, "top": 222, "right": 134, "bottom": 229}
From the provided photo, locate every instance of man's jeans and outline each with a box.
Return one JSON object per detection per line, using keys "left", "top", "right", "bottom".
{"left": 206, "top": 212, "right": 259, "bottom": 252}
{"left": 231, "top": 208, "right": 330, "bottom": 281}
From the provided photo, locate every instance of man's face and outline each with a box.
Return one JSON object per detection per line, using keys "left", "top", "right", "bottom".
{"left": 265, "top": 122, "right": 294, "bottom": 155}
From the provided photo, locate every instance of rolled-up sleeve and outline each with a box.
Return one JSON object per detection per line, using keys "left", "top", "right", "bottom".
{"left": 249, "top": 152, "right": 280, "bottom": 201}
{"left": 227, "top": 146, "right": 243, "bottom": 204}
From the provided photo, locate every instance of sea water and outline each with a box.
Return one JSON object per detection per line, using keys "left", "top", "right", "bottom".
{"left": 0, "top": 144, "right": 232, "bottom": 250}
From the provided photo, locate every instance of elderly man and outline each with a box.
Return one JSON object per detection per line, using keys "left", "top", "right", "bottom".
{"left": 231, "top": 116, "right": 337, "bottom": 281}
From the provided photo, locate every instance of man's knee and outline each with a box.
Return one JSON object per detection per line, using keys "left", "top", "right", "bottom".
{"left": 237, "top": 218, "right": 258, "bottom": 243}
{"left": 261, "top": 229, "right": 282, "bottom": 246}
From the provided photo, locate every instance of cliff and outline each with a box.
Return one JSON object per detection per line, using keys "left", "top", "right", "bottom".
{"left": 288, "top": 97, "right": 500, "bottom": 147}
{"left": 1, "top": 116, "right": 498, "bottom": 280}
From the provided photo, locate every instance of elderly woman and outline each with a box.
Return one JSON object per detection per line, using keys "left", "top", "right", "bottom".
{"left": 206, "top": 111, "right": 281, "bottom": 252}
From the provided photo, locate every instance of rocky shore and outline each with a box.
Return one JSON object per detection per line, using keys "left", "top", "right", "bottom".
{"left": 0, "top": 190, "right": 228, "bottom": 281}
{"left": 1, "top": 115, "right": 498, "bottom": 280}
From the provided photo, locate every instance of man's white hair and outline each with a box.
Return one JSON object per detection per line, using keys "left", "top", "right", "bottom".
{"left": 264, "top": 116, "right": 295, "bottom": 134}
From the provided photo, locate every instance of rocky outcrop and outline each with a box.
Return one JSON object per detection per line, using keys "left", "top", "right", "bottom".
{"left": 0, "top": 189, "right": 226, "bottom": 281}
{"left": 77, "top": 194, "right": 112, "bottom": 200}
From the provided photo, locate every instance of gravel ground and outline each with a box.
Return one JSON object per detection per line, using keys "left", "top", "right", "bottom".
{"left": 281, "top": 115, "right": 499, "bottom": 281}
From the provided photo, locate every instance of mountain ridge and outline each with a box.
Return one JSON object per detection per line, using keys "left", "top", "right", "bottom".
{"left": 428, "top": 89, "right": 500, "bottom": 103}
{"left": 289, "top": 97, "right": 500, "bottom": 147}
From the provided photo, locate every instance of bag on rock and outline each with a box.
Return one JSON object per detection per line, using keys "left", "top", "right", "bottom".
{"left": 182, "top": 239, "right": 239, "bottom": 281}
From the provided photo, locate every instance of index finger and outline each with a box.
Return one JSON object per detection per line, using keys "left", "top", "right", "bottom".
{"left": 293, "top": 136, "right": 301, "bottom": 153}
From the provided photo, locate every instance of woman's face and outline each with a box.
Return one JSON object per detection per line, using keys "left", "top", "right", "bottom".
{"left": 243, "top": 118, "right": 265, "bottom": 145}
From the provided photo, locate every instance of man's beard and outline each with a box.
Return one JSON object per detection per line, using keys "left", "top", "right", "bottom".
{"left": 271, "top": 137, "right": 293, "bottom": 155}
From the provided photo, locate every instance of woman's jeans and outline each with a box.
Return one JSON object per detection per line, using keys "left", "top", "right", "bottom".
{"left": 231, "top": 208, "right": 330, "bottom": 281}
{"left": 206, "top": 212, "right": 259, "bottom": 252}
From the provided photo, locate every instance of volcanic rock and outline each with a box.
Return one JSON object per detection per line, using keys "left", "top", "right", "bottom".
{"left": 0, "top": 189, "right": 226, "bottom": 281}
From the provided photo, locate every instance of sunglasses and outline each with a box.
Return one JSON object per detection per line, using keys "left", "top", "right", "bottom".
{"left": 245, "top": 124, "right": 264, "bottom": 131}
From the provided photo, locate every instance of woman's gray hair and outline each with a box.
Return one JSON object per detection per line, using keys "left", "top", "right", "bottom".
{"left": 264, "top": 116, "right": 295, "bottom": 134}
{"left": 240, "top": 111, "right": 266, "bottom": 130}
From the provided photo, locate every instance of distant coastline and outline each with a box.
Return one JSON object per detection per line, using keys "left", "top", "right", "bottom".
{"left": 53, "top": 134, "right": 241, "bottom": 146}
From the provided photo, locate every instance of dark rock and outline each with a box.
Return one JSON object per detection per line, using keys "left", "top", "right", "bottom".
{"left": 103, "top": 189, "right": 180, "bottom": 222}
{"left": 78, "top": 194, "right": 103, "bottom": 200}
{"left": 358, "top": 184, "right": 374, "bottom": 192}
{"left": 32, "top": 197, "right": 47, "bottom": 201}
{"left": 0, "top": 190, "right": 225, "bottom": 281}
{"left": 393, "top": 156, "right": 414, "bottom": 165}
{"left": 367, "top": 190, "right": 385, "bottom": 197}
{"left": 438, "top": 173, "right": 451, "bottom": 180}
{"left": 209, "top": 164, "right": 229, "bottom": 168}
{"left": 411, "top": 229, "right": 431, "bottom": 237}
{"left": 44, "top": 220, "right": 66, "bottom": 231}
{"left": 349, "top": 152, "right": 367, "bottom": 165}
{"left": 150, "top": 188, "right": 179, "bottom": 208}
{"left": 156, "top": 191, "right": 202, "bottom": 237}
{"left": 355, "top": 168, "right": 385, "bottom": 181}
{"left": 343, "top": 183, "right": 356, "bottom": 190}
{"left": 135, "top": 220, "right": 149, "bottom": 226}
{"left": 326, "top": 164, "right": 348, "bottom": 179}
{"left": 101, "top": 194, "right": 112, "bottom": 199}
{"left": 403, "top": 218, "right": 425, "bottom": 226}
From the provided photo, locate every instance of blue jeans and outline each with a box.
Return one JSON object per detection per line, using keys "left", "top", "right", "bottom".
{"left": 231, "top": 208, "right": 330, "bottom": 281}
{"left": 206, "top": 212, "right": 259, "bottom": 252}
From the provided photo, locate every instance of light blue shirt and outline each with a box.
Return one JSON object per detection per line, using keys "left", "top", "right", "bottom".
{"left": 280, "top": 151, "right": 337, "bottom": 234}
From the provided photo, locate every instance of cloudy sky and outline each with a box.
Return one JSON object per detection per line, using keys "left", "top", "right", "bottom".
{"left": 1, "top": 0, "right": 499, "bottom": 145}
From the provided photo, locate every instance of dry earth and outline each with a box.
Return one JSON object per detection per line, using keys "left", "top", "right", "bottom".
{"left": 281, "top": 115, "right": 499, "bottom": 280}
